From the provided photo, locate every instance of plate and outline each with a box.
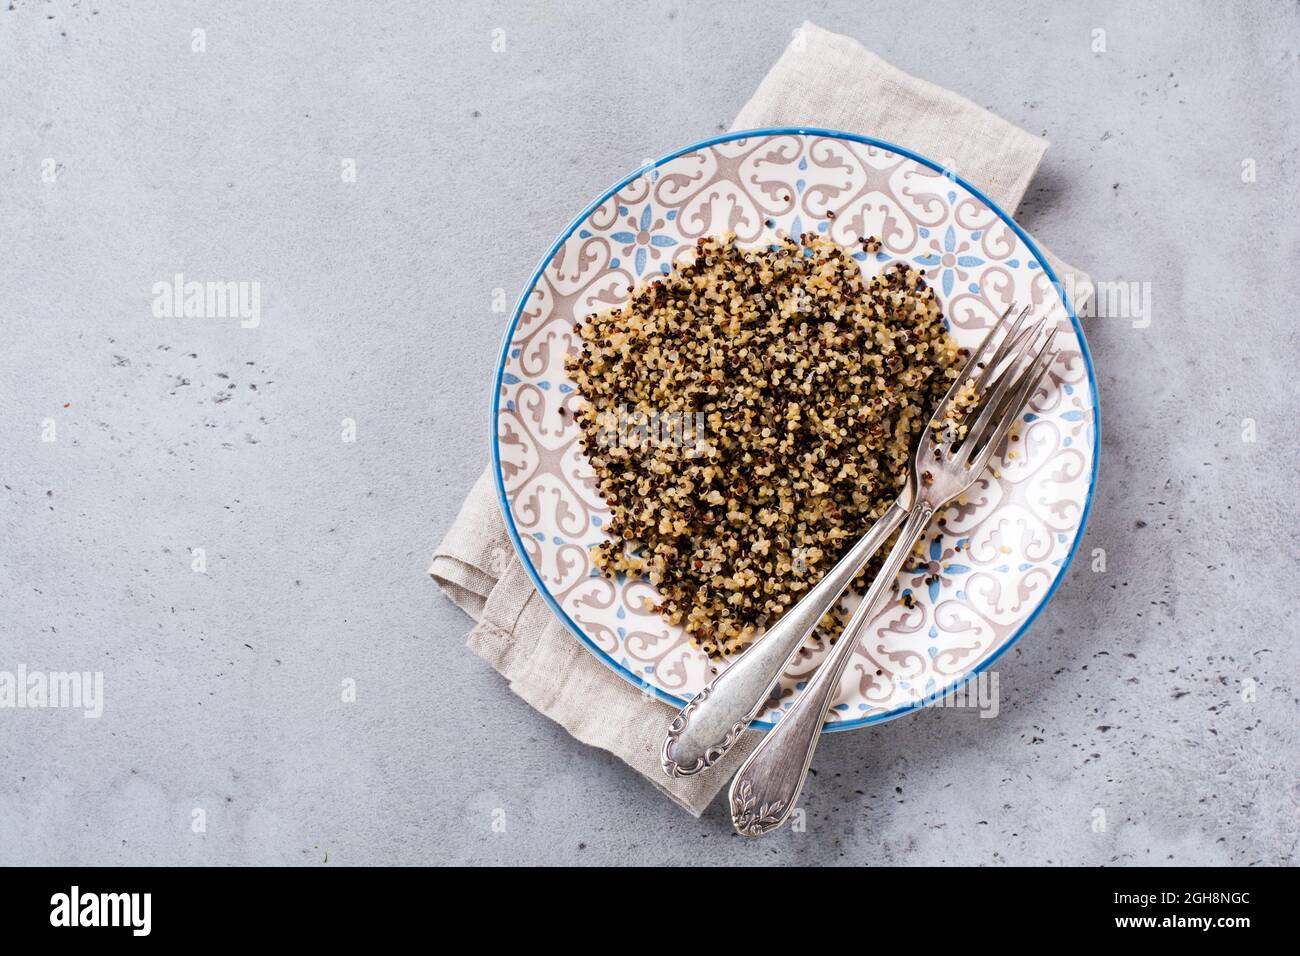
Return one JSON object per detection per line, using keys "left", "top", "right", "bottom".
{"left": 491, "top": 128, "right": 1098, "bottom": 732}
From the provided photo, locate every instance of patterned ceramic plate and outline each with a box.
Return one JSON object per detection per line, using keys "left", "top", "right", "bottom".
{"left": 492, "top": 129, "right": 1098, "bottom": 732}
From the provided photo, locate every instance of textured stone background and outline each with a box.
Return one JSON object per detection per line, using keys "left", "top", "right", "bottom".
{"left": 1, "top": 0, "right": 1296, "bottom": 865}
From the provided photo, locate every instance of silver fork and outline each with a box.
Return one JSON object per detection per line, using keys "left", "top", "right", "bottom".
{"left": 728, "top": 316, "right": 1059, "bottom": 836}
{"left": 661, "top": 304, "right": 1031, "bottom": 778}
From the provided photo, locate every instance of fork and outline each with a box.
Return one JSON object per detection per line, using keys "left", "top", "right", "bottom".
{"left": 661, "top": 304, "right": 1032, "bottom": 778}
{"left": 728, "top": 314, "right": 1058, "bottom": 836}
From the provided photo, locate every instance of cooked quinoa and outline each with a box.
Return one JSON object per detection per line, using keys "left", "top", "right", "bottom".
{"left": 565, "top": 232, "right": 964, "bottom": 659}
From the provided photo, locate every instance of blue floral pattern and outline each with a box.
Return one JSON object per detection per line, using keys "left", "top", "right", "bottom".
{"left": 906, "top": 537, "right": 973, "bottom": 603}
{"left": 610, "top": 205, "right": 677, "bottom": 276}
{"left": 913, "top": 225, "right": 985, "bottom": 298}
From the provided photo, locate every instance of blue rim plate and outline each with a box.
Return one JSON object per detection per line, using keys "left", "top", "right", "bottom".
{"left": 490, "top": 127, "right": 1099, "bottom": 733}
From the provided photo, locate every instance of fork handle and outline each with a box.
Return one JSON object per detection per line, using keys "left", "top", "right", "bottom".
{"left": 661, "top": 500, "right": 908, "bottom": 777}
{"left": 728, "top": 502, "right": 935, "bottom": 835}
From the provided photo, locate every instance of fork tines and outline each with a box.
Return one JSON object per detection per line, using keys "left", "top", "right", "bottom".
{"left": 929, "top": 304, "right": 1059, "bottom": 461}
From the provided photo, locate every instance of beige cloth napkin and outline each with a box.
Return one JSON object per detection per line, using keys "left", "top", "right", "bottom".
{"left": 429, "top": 21, "right": 1094, "bottom": 817}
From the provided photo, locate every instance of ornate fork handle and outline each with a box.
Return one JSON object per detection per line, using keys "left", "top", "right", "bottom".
{"left": 729, "top": 502, "right": 936, "bottom": 835}
{"left": 661, "top": 499, "right": 909, "bottom": 777}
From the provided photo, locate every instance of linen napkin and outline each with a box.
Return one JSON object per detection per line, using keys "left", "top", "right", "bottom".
{"left": 429, "top": 21, "right": 1094, "bottom": 817}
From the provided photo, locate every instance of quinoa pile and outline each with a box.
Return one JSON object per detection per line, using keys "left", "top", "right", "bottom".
{"left": 565, "top": 232, "right": 963, "bottom": 659}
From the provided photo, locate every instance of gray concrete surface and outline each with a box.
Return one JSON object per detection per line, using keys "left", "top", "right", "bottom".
{"left": 2, "top": 0, "right": 1297, "bottom": 866}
